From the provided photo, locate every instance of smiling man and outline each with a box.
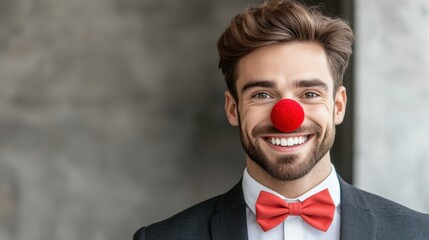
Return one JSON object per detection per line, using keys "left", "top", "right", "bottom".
{"left": 134, "top": 1, "right": 429, "bottom": 239}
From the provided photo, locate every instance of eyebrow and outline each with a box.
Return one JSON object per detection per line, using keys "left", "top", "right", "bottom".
{"left": 241, "top": 80, "right": 276, "bottom": 94}
{"left": 294, "top": 79, "right": 329, "bottom": 91}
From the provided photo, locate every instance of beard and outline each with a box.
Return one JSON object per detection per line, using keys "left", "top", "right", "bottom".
{"left": 239, "top": 119, "right": 335, "bottom": 181}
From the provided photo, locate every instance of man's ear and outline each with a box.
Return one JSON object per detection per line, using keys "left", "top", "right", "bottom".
{"left": 334, "top": 86, "right": 347, "bottom": 125}
{"left": 225, "top": 91, "right": 239, "bottom": 126}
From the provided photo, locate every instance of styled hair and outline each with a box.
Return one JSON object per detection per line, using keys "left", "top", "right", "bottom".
{"left": 217, "top": 0, "right": 354, "bottom": 101}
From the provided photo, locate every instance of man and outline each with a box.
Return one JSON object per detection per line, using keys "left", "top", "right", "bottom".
{"left": 134, "top": 0, "right": 429, "bottom": 239}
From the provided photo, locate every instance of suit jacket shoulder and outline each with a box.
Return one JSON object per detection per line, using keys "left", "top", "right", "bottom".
{"left": 134, "top": 195, "right": 220, "bottom": 240}
{"left": 340, "top": 178, "right": 429, "bottom": 240}
{"left": 133, "top": 181, "right": 248, "bottom": 240}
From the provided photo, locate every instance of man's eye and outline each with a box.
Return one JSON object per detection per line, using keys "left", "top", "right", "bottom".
{"left": 303, "top": 92, "right": 319, "bottom": 98}
{"left": 253, "top": 93, "right": 272, "bottom": 99}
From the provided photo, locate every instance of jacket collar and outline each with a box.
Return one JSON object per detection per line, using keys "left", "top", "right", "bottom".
{"left": 339, "top": 177, "right": 376, "bottom": 240}
{"left": 209, "top": 180, "right": 248, "bottom": 240}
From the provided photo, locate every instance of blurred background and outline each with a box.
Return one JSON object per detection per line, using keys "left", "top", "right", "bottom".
{"left": 0, "top": 0, "right": 428, "bottom": 239}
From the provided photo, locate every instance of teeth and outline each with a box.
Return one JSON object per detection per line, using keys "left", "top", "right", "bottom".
{"left": 268, "top": 136, "right": 308, "bottom": 147}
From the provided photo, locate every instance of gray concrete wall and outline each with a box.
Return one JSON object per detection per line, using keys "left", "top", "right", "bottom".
{"left": 0, "top": 0, "right": 248, "bottom": 239}
{"left": 355, "top": 0, "right": 429, "bottom": 213}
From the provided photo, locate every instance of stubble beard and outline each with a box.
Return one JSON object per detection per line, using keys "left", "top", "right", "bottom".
{"left": 239, "top": 121, "right": 335, "bottom": 181}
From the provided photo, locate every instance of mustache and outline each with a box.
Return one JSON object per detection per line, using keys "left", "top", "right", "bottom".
{"left": 252, "top": 124, "right": 321, "bottom": 137}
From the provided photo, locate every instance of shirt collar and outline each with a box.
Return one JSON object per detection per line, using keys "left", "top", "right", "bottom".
{"left": 242, "top": 165, "right": 341, "bottom": 214}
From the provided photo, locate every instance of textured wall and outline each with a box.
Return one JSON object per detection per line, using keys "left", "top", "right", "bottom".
{"left": 0, "top": 0, "right": 248, "bottom": 239}
{"left": 356, "top": 0, "right": 429, "bottom": 212}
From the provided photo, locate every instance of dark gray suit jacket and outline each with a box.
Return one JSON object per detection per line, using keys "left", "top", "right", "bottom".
{"left": 134, "top": 177, "right": 429, "bottom": 239}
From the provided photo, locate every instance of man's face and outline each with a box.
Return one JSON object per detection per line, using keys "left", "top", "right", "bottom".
{"left": 225, "top": 42, "right": 347, "bottom": 181}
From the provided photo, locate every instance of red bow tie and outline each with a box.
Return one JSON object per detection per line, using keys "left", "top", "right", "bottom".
{"left": 255, "top": 189, "right": 335, "bottom": 232}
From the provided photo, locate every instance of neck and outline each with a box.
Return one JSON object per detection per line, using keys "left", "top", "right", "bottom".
{"left": 246, "top": 154, "right": 332, "bottom": 198}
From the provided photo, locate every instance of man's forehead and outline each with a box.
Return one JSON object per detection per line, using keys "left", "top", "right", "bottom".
{"left": 234, "top": 42, "right": 334, "bottom": 92}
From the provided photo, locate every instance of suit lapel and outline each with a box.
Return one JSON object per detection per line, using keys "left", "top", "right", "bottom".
{"left": 339, "top": 177, "right": 376, "bottom": 240}
{"left": 209, "top": 181, "right": 248, "bottom": 240}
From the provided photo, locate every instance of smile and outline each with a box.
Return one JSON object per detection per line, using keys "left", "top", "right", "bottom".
{"left": 266, "top": 136, "right": 309, "bottom": 147}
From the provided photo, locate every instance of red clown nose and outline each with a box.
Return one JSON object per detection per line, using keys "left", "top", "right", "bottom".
{"left": 270, "top": 99, "right": 304, "bottom": 133}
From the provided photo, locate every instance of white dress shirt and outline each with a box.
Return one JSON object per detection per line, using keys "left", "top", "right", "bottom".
{"left": 242, "top": 165, "right": 341, "bottom": 240}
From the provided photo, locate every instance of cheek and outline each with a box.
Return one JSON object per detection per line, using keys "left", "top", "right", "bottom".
{"left": 303, "top": 105, "right": 334, "bottom": 126}
{"left": 240, "top": 105, "right": 272, "bottom": 130}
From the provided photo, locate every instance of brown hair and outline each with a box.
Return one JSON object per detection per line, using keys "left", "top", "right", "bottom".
{"left": 217, "top": 0, "right": 354, "bottom": 101}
